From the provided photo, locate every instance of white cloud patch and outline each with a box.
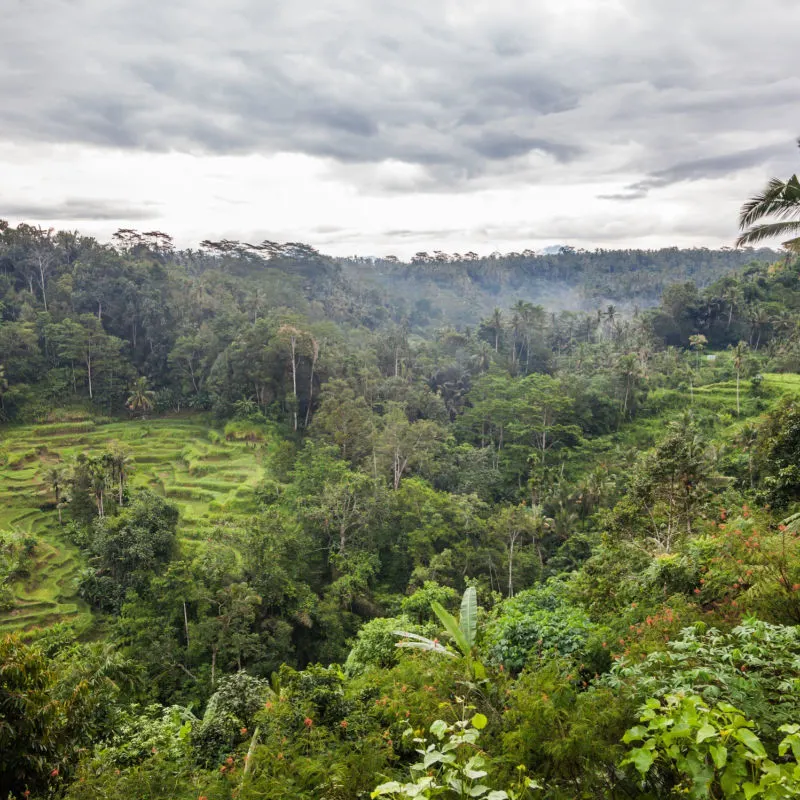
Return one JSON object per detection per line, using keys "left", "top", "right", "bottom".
{"left": 0, "top": 0, "right": 797, "bottom": 254}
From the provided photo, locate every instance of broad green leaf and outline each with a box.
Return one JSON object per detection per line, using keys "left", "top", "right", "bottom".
{"left": 721, "top": 763, "right": 746, "bottom": 797}
{"left": 430, "top": 719, "right": 448, "bottom": 740}
{"left": 432, "top": 601, "right": 470, "bottom": 657}
{"left": 623, "top": 726, "right": 647, "bottom": 743}
{"left": 696, "top": 723, "right": 718, "bottom": 743}
{"left": 743, "top": 782, "right": 761, "bottom": 800}
{"left": 396, "top": 640, "right": 457, "bottom": 657}
{"left": 460, "top": 586, "right": 478, "bottom": 648}
{"left": 487, "top": 792, "right": 510, "bottom": 800}
{"left": 628, "top": 747, "right": 654, "bottom": 775}
{"left": 423, "top": 750, "right": 444, "bottom": 768}
{"left": 371, "top": 781, "right": 404, "bottom": 796}
{"left": 709, "top": 744, "right": 728, "bottom": 770}
{"left": 471, "top": 713, "right": 488, "bottom": 731}
{"left": 734, "top": 728, "right": 767, "bottom": 758}
{"left": 469, "top": 785, "right": 490, "bottom": 797}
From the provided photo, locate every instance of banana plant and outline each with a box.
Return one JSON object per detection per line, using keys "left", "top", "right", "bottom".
{"left": 394, "top": 587, "right": 486, "bottom": 679}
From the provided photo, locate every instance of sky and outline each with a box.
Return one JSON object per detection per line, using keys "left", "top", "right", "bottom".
{"left": 1, "top": 0, "right": 798, "bottom": 258}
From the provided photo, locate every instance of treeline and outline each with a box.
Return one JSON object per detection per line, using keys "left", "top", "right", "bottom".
{"left": 0, "top": 221, "right": 786, "bottom": 426}
{"left": 342, "top": 245, "right": 777, "bottom": 315}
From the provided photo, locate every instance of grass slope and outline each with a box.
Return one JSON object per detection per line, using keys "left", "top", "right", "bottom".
{"left": 560, "top": 372, "right": 800, "bottom": 485}
{"left": 0, "top": 415, "right": 270, "bottom": 633}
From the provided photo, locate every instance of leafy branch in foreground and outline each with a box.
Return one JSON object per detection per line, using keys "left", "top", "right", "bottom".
{"left": 622, "top": 693, "right": 800, "bottom": 799}
{"left": 371, "top": 711, "right": 541, "bottom": 800}
{"left": 737, "top": 171, "right": 800, "bottom": 251}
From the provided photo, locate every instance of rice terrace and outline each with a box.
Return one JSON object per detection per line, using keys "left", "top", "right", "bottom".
{"left": 0, "top": 413, "right": 272, "bottom": 632}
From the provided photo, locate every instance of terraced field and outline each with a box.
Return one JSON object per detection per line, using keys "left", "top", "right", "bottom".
{"left": 0, "top": 415, "right": 269, "bottom": 633}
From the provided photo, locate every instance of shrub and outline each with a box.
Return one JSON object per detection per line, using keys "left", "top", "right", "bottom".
{"left": 484, "top": 580, "right": 599, "bottom": 673}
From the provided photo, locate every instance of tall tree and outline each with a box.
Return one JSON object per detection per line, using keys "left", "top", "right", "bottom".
{"left": 126, "top": 376, "right": 155, "bottom": 417}
{"left": 730, "top": 341, "right": 748, "bottom": 416}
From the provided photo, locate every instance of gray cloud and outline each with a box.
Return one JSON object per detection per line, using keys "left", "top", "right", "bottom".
{"left": 0, "top": 198, "right": 160, "bottom": 221}
{"left": 0, "top": 0, "right": 798, "bottom": 196}
{"left": 601, "top": 143, "right": 793, "bottom": 201}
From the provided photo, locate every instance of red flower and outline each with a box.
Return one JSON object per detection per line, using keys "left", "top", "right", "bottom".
{"left": 304, "top": 717, "right": 313, "bottom": 728}
{"left": 50, "top": 768, "right": 59, "bottom": 777}
{"left": 340, "top": 719, "right": 348, "bottom": 728}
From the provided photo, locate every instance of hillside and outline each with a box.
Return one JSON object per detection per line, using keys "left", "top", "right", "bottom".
{"left": 4, "top": 224, "right": 800, "bottom": 799}
{"left": 0, "top": 415, "right": 268, "bottom": 631}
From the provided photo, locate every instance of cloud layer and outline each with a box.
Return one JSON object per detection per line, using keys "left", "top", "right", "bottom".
{"left": 0, "top": 0, "right": 797, "bottom": 253}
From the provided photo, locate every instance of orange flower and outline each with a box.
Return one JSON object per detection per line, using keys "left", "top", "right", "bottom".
{"left": 340, "top": 719, "right": 348, "bottom": 728}
{"left": 240, "top": 727, "right": 248, "bottom": 736}
{"left": 304, "top": 717, "right": 313, "bottom": 727}
{"left": 50, "top": 768, "right": 59, "bottom": 777}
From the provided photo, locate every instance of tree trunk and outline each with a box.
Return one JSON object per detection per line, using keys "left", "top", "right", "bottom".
{"left": 736, "top": 371, "right": 740, "bottom": 416}
{"left": 304, "top": 350, "right": 317, "bottom": 428}
{"left": 211, "top": 648, "right": 217, "bottom": 688}
{"left": 290, "top": 336, "right": 297, "bottom": 431}
{"left": 38, "top": 261, "right": 48, "bottom": 312}
{"left": 86, "top": 353, "right": 93, "bottom": 400}
{"left": 507, "top": 534, "right": 516, "bottom": 597}
{"left": 183, "top": 601, "right": 190, "bottom": 648}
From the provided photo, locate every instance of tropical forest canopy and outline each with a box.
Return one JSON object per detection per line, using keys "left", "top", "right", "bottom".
{"left": 4, "top": 187, "right": 800, "bottom": 799}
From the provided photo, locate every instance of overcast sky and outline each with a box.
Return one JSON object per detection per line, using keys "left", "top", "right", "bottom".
{"left": 1, "top": 0, "right": 798, "bottom": 257}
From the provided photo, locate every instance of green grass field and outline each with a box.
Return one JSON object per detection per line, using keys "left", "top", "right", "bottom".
{"left": 0, "top": 414, "right": 271, "bottom": 633}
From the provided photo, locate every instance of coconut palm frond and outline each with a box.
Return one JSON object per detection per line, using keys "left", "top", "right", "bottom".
{"left": 735, "top": 220, "right": 800, "bottom": 248}
{"left": 739, "top": 178, "right": 788, "bottom": 229}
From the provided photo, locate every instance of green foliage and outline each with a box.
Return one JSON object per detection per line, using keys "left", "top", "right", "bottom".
{"left": 606, "top": 620, "right": 800, "bottom": 746}
{"left": 4, "top": 218, "right": 800, "bottom": 799}
{"left": 484, "top": 580, "right": 600, "bottom": 673}
{"left": 193, "top": 672, "right": 271, "bottom": 765}
{"left": 401, "top": 582, "right": 460, "bottom": 624}
{"left": 622, "top": 693, "right": 800, "bottom": 799}
{"left": 754, "top": 399, "right": 800, "bottom": 509}
{"left": 0, "top": 529, "right": 37, "bottom": 609}
{"left": 346, "top": 615, "right": 429, "bottom": 675}
{"left": 77, "top": 490, "right": 179, "bottom": 611}
{"left": 372, "top": 713, "right": 539, "bottom": 800}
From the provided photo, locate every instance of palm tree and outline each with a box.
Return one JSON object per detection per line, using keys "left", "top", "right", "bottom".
{"left": 487, "top": 308, "right": 503, "bottom": 352}
{"left": 747, "top": 305, "right": 772, "bottom": 350}
{"left": 736, "top": 168, "right": 800, "bottom": 250}
{"left": 605, "top": 304, "right": 618, "bottom": 339}
{"left": 44, "top": 465, "right": 67, "bottom": 523}
{"left": 126, "top": 376, "right": 155, "bottom": 417}
{"left": 688, "top": 334, "right": 708, "bottom": 370}
{"left": 105, "top": 442, "right": 134, "bottom": 506}
{"left": 730, "top": 341, "right": 748, "bottom": 416}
